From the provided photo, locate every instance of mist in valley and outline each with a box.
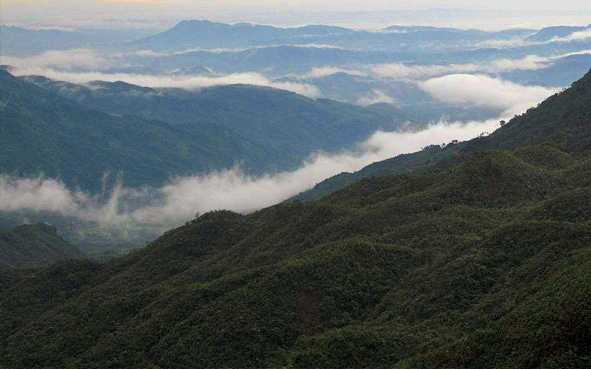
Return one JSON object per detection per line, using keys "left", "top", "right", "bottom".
{"left": 1, "top": 1, "right": 589, "bottom": 254}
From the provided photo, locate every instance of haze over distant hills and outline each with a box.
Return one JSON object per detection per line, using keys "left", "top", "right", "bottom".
{"left": 1, "top": 3, "right": 591, "bottom": 366}
{"left": 2, "top": 18, "right": 590, "bottom": 252}
{"left": 3, "top": 19, "right": 590, "bottom": 125}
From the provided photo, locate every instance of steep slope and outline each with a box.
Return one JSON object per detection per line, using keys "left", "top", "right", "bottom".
{"left": 0, "top": 223, "right": 85, "bottom": 269}
{"left": 484, "top": 67, "right": 591, "bottom": 154}
{"left": 1, "top": 71, "right": 591, "bottom": 368}
{"left": 0, "top": 70, "right": 287, "bottom": 191}
{"left": 292, "top": 68, "right": 591, "bottom": 201}
{"left": 21, "top": 75, "right": 410, "bottom": 161}
{"left": 1, "top": 145, "right": 589, "bottom": 368}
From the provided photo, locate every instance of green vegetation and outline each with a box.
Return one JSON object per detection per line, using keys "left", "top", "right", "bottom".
{"left": 1, "top": 71, "right": 590, "bottom": 368}
{"left": 0, "top": 70, "right": 286, "bottom": 191}
{"left": 1, "top": 142, "right": 590, "bottom": 367}
{"left": 292, "top": 68, "right": 591, "bottom": 202}
{"left": 0, "top": 223, "right": 85, "bottom": 269}
{"left": 23, "top": 76, "right": 411, "bottom": 171}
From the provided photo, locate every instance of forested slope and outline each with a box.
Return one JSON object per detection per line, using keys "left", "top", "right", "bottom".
{"left": 1, "top": 71, "right": 591, "bottom": 369}
{"left": 0, "top": 70, "right": 282, "bottom": 191}
{"left": 292, "top": 68, "right": 591, "bottom": 202}
{"left": 0, "top": 223, "right": 85, "bottom": 269}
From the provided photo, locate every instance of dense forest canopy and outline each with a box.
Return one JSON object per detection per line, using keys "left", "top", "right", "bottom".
{"left": 1, "top": 69, "right": 590, "bottom": 368}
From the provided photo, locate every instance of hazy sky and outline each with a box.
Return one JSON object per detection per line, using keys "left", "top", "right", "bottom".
{"left": 2, "top": 0, "right": 590, "bottom": 31}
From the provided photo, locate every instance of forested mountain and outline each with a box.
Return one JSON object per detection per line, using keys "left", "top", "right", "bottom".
{"left": 20, "top": 75, "right": 410, "bottom": 164}
{"left": 0, "top": 70, "right": 287, "bottom": 191}
{"left": 292, "top": 68, "right": 591, "bottom": 202}
{"left": 1, "top": 69, "right": 590, "bottom": 368}
{"left": 2, "top": 70, "right": 408, "bottom": 192}
{"left": 0, "top": 223, "right": 84, "bottom": 269}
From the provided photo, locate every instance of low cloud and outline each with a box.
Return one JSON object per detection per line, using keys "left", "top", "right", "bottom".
{"left": 294, "top": 55, "right": 556, "bottom": 83}
{"left": 8, "top": 68, "right": 321, "bottom": 97}
{"left": 0, "top": 49, "right": 120, "bottom": 71}
{"left": 295, "top": 66, "right": 368, "bottom": 79}
{"left": 418, "top": 74, "right": 559, "bottom": 115}
{"left": 554, "top": 49, "right": 591, "bottom": 58}
{"left": 133, "top": 44, "right": 344, "bottom": 58}
{"left": 0, "top": 115, "right": 510, "bottom": 232}
{"left": 551, "top": 28, "right": 591, "bottom": 43}
{"left": 479, "top": 28, "right": 591, "bottom": 48}
{"left": 357, "top": 90, "right": 399, "bottom": 106}
{"left": 370, "top": 62, "right": 480, "bottom": 79}
{"left": 490, "top": 55, "right": 551, "bottom": 71}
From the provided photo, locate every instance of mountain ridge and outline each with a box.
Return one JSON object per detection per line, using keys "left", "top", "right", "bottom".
{"left": 1, "top": 64, "right": 590, "bottom": 368}
{"left": 18, "top": 73, "right": 412, "bottom": 170}
{"left": 291, "top": 67, "right": 591, "bottom": 202}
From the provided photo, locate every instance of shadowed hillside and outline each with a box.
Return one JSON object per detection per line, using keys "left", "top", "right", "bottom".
{"left": 0, "top": 223, "right": 85, "bottom": 269}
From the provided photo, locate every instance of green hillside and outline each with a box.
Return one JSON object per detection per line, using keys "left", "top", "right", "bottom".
{"left": 292, "top": 68, "right": 591, "bottom": 202}
{"left": 0, "top": 223, "right": 85, "bottom": 269}
{"left": 22, "top": 76, "right": 411, "bottom": 162}
{"left": 1, "top": 71, "right": 591, "bottom": 368}
{"left": 0, "top": 70, "right": 285, "bottom": 191}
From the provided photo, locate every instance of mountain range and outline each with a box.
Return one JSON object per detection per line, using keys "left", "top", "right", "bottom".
{"left": 1, "top": 68, "right": 590, "bottom": 368}
{"left": 1, "top": 70, "right": 408, "bottom": 191}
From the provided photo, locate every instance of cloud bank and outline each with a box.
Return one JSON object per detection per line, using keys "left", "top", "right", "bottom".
{"left": 293, "top": 54, "right": 559, "bottom": 83}
{"left": 0, "top": 49, "right": 120, "bottom": 71}
{"left": 357, "top": 90, "right": 399, "bottom": 106}
{"left": 417, "top": 74, "right": 559, "bottom": 115}
{"left": 8, "top": 68, "right": 321, "bottom": 97}
{"left": 133, "top": 44, "right": 344, "bottom": 58}
{"left": 0, "top": 115, "right": 509, "bottom": 232}
{"left": 551, "top": 28, "right": 591, "bottom": 43}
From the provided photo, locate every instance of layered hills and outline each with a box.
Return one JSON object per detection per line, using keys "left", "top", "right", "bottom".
{"left": 1, "top": 70, "right": 590, "bottom": 368}
{"left": 21, "top": 75, "right": 409, "bottom": 161}
{"left": 1, "top": 70, "right": 406, "bottom": 192}
{"left": 0, "top": 69, "right": 270, "bottom": 191}
{"left": 0, "top": 223, "right": 84, "bottom": 269}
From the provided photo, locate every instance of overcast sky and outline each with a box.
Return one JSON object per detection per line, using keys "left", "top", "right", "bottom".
{"left": 2, "top": 0, "right": 590, "bottom": 32}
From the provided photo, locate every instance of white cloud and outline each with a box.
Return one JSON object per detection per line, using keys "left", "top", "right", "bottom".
{"left": 0, "top": 176, "right": 83, "bottom": 213}
{"left": 479, "top": 28, "right": 591, "bottom": 48}
{"left": 133, "top": 44, "right": 344, "bottom": 58}
{"left": 357, "top": 90, "right": 399, "bottom": 106}
{"left": 0, "top": 117, "right": 501, "bottom": 230}
{"left": 8, "top": 68, "right": 321, "bottom": 98}
{"left": 307, "top": 57, "right": 551, "bottom": 83}
{"left": 0, "top": 49, "right": 119, "bottom": 71}
{"left": 490, "top": 55, "right": 551, "bottom": 71}
{"left": 296, "top": 66, "right": 368, "bottom": 79}
{"left": 418, "top": 74, "right": 559, "bottom": 115}
{"left": 370, "top": 63, "right": 480, "bottom": 80}
{"left": 553, "top": 49, "right": 591, "bottom": 58}
{"left": 551, "top": 28, "right": 591, "bottom": 42}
